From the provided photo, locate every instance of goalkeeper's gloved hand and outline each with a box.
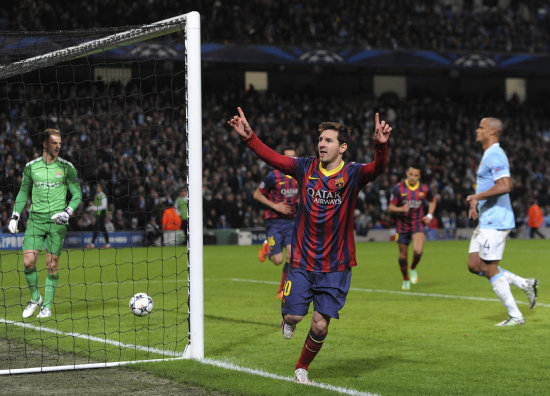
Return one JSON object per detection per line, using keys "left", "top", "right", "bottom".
{"left": 8, "top": 212, "right": 19, "bottom": 233}
{"left": 51, "top": 207, "right": 73, "bottom": 225}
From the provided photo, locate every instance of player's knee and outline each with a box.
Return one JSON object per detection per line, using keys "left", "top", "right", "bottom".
{"left": 283, "top": 314, "right": 303, "bottom": 325}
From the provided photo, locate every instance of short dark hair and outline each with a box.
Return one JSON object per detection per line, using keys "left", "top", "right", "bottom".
{"left": 408, "top": 163, "right": 422, "bottom": 173}
{"left": 317, "top": 122, "right": 350, "bottom": 145}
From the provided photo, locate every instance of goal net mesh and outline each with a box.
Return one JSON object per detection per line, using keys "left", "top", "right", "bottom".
{"left": 0, "top": 13, "right": 200, "bottom": 374}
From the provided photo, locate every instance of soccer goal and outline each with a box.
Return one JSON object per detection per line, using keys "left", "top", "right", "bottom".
{"left": 0, "top": 11, "right": 203, "bottom": 374}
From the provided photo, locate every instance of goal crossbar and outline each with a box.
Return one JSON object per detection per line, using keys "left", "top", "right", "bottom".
{"left": 0, "top": 13, "right": 192, "bottom": 80}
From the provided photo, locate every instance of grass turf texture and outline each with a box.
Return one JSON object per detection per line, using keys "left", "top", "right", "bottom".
{"left": 1, "top": 239, "right": 549, "bottom": 395}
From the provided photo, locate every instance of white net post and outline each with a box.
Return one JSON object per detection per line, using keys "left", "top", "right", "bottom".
{"left": 184, "top": 11, "right": 204, "bottom": 360}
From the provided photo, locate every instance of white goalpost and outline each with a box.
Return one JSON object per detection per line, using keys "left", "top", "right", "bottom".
{"left": 0, "top": 11, "right": 203, "bottom": 374}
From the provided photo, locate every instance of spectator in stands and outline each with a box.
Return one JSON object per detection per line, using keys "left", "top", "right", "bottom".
{"left": 162, "top": 204, "right": 182, "bottom": 232}
{"left": 527, "top": 197, "right": 545, "bottom": 239}
{"left": 145, "top": 217, "right": 162, "bottom": 246}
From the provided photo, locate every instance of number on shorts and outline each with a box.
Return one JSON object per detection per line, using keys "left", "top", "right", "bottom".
{"left": 283, "top": 280, "right": 292, "bottom": 296}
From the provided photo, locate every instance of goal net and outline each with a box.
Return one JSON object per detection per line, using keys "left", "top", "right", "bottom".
{"left": 0, "top": 12, "right": 203, "bottom": 374}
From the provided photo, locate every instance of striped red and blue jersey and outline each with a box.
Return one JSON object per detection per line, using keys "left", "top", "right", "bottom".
{"left": 246, "top": 132, "right": 388, "bottom": 273}
{"left": 258, "top": 170, "right": 299, "bottom": 220}
{"left": 390, "top": 181, "right": 433, "bottom": 234}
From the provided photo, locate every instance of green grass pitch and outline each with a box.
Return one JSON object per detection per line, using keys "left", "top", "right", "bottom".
{"left": 1, "top": 239, "right": 549, "bottom": 395}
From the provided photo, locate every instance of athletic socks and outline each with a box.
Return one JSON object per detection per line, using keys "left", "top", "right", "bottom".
{"left": 499, "top": 267, "right": 528, "bottom": 289}
{"left": 24, "top": 268, "right": 39, "bottom": 302}
{"left": 490, "top": 272, "right": 523, "bottom": 319}
{"left": 398, "top": 258, "right": 409, "bottom": 280}
{"left": 296, "top": 329, "right": 327, "bottom": 370}
{"left": 43, "top": 273, "right": 59, "bottom": 310}
{"left": 411, "top": 252, "right": 422, "bottom": 270}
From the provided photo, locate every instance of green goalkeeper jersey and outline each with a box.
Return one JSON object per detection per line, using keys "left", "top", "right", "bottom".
{"left": 13, "top": 156, "right": 82, "bottom": 216}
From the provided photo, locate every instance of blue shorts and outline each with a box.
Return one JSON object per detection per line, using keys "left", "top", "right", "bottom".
{"left": 281, "top": 267, "right": 351, "bottom": 319}
{"left": 396, "top": 230, "right": 424, "bottom": 245}
{"left": 265, "top": 219, "right": 294, "bottom": 257}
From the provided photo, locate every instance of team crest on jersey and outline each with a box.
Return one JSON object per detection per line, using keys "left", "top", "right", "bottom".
{"left": 56, "top": 170, "right": 63, "bottom": 178}
{"left": 419, "top": 192, "right": 424, "bottom": 198}
{"left": 334, "top": 176, "right": 345, "bottom": 188}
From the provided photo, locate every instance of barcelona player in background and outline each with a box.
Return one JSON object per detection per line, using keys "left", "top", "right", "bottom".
{"left": 253, "top": 147, "right": 299, "bottom": 299}
{"left": 228, "top": 107, "right": 391, "bottom": 385}
{"left": 388, "top": 165, "right": 436, "bottom": 291}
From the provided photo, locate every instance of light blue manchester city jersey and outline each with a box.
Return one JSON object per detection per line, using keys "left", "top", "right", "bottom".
{"left": 475, "top": 143, "right": 515, "bottom": 229}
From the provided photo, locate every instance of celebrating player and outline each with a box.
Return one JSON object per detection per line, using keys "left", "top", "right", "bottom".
{"left": 388, "top": 165, "right": 436, "bottom": 290}
{"left": 253, "top": 147, "right": 299, "bottom": 299}
{"left": 9, "top": 129, "right": 82, "bottom": 319}
{"left": 228, "top": 107, "right": 391, "bottom": 384}
{"left": 466, "top": 117, "right": 538, "bottom": 326}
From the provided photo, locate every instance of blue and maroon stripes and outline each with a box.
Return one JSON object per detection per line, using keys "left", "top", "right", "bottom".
{"left": 246, "top": 132, "right": 388, "bottom": 273}
{"left": 390, "top": 181, "right": 433, "bottom": 234}
{"left": 259, "top": 169, "right": 299, "bottom": 220}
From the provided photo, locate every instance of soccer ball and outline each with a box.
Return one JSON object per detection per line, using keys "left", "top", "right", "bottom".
{"left": 129, "top": 292, "right": 154, "bottom": 316}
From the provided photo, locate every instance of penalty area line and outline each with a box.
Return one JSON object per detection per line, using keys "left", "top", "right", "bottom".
{"left": 231, "top": 278, "right": 549, "bottom": 308}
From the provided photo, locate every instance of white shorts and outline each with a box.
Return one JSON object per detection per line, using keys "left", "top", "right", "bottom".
{"left": 468, "top": 226, "right": 511, "bottom": 261}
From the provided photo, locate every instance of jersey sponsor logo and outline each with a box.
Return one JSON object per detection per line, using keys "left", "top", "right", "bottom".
{"left": 34, "top": 181, "right": 64, "bottom": 189}
{"left": 280, "top": 188, "right": 299, "bottom": 196}
{"left": 403, "top": 199, "right": 422, "bottom": 208}
{"left": 306, "top": 188, "right": 342, "bottom": 205}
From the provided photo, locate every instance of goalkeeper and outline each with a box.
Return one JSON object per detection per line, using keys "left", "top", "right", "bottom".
{"left": 9, "top": 129, "right": 82, "bottom": 319}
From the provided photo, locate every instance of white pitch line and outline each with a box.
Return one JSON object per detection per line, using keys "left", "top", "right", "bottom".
{"left": 201, "top": 358, "right": 380, "bottom": 396}
{"left": 1, "top": 317, "right": 379, "bottom": 395}
{"left": 0, "top": 318, "right": 184, "bottom": 357}
{"left": 231, "top": 278, "right": 550, "bottom": 308}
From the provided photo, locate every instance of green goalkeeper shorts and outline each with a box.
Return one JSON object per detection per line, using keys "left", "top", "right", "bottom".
{"left": 23, "top": 212, "right": 67, "bottom": 256}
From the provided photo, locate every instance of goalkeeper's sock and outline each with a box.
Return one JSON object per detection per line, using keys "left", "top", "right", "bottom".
{"left": 43, "top": 273, "right": 59, "bottom": 310}
{"left": 295, "top": 328, "right": 327, "bottom": 370}
{"left": 278, "top": 262, "right": 289, "bottom": 293}
{"left": 24, "top": 268, "right": 40, "bottom": 302}
{"left": 398, "top": 258, "right": 409, "bottom": 280}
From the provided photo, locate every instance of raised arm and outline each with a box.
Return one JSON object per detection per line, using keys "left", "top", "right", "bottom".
{"left": 228, "top": 107, "right": 297, "bottom": 176}
{"left": 359, "top": 112, "right": 392, "bottom": 183}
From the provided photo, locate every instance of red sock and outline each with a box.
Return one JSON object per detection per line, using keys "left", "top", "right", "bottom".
{"left": 398, "top": 258, "right": 409, "bottom": 280}
{"left": 295, "top": 329, "right": 327, "bottom": 370}
{"left": 278, "top": 262, "right": 289, "bottom": 293}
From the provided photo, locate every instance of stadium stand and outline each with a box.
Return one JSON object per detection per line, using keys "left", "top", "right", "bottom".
{"left": 1, "top": 0, "right": 550, "bottom": 53}
{"left": 1, "top": 0, "right": 549, "bottom": 239}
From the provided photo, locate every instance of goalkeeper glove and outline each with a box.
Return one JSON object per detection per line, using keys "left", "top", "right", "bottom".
{"left": 8, "top": 212, "right": 19, "bottom": 233}
{"left": 51, "top": 207, "right": 73, "bottom": 225}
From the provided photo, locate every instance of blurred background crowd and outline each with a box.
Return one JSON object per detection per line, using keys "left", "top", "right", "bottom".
{"left": 2, "top": 0, "right": 550, "bottom": 53}
{"left": 1, "top": 0, "right": 549, "bottom": 239}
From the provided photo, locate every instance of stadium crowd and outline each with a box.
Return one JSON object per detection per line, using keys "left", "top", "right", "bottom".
{"left": 1, "top": 80, "right": 550, "bottom": 237}
{"left": 1, "top": 0, "right": 550, "bottom": 239}
{"left": 1, "top": 0, "right": 550, "bottom": 53}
